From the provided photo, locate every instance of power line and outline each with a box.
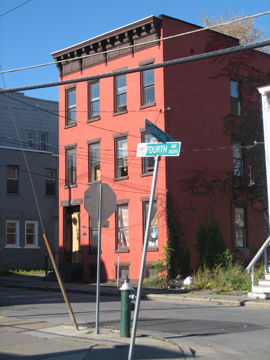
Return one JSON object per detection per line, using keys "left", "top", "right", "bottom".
{"left": 0, "top": 0, "right": 31, "bottom": 17}
{"left": 1, "top": 38, "right": 270, "bottom": 95}
{"left": 1, "top": 11, "right": 269, "bottom": 75}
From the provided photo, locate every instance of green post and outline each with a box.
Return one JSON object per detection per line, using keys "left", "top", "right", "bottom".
{"left": 120, "top": 276, "right": 133, "bottom": 338}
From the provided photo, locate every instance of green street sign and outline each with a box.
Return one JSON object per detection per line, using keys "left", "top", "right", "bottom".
{"left": 136, "top": 142, "right": 181, "bottom": 157}
{"left": 145, "top": 119, "right": 175, "bottom": 143}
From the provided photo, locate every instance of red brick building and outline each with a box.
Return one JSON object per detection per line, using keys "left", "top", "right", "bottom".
{"left": 52, "top": 15, "right": 270, "bottom": 282}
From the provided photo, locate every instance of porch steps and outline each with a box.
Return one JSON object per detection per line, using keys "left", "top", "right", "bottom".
{"left": 248, "top": 268, "right": 270, "bottom": 299}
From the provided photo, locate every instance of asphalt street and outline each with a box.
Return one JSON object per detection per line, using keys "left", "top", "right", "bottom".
{"left": 0, "top": 282, "right": 270, "bottom": 359}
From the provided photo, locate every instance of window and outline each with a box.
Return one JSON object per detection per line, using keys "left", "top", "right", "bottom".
{"left": 7, "top": 165, "right": 18, "bottom": 194}
{"left": 25, "top": 221, "right": 38, "bottom": 247}
{"left": 142, "top": 68, "right": 155, "bottom": 106}
{"left": 26, "top": 131, "right": 34, "bottom": 148}
{"left": 46, "top": 169, "right": 56, "bottom": 196}
{"left": 142, "top": 133, "right": 156, "bottom": 174}
{"left": 115, "top": 137, "right": 128, "bottom": 178}
{"left": 66, "top": 88, "right": 76, "bottom": 125}
{"left": 143, "top": 201, "right": 158, "bottom": 247}
{"left": 89, "top": 82, "right": 100, "bottom": 119}
{"left": 65, "top": 147, "right": 76, "bottom": 186}
{"left": 6, "top": 221, "right": 19, "bottom": 247}
{"left": 90, "top": 224, "right": 98, "bottom": 252}
{"left": 235, "top": 207, "right": 246, "bottom": 248}
{"left": 89, "top": 143, "right": 100, "bottom": 182}
{"left": 40, "top": 133, "right": 47, "bottom": 151}
{"left": 117, "top": 266, "right": 129, "bottom": 279}
{"left": 233, "top": 143, "right": 243, "bottom": 177}
{"left": 116, "top": 204, "right": 129, "bottom": 249}
{"left": 145, "top": 264, "right": 156, "bottom": 278}
{"left": 230, "top": 81, "right": 241, "bottom": 116}
{"left": 115, "top": 75, "right": 127, "bottom": 113}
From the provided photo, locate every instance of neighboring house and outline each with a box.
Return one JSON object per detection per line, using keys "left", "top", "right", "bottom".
{"left": 0, "top": 91, "right": 59, "bottom": 270}
{"left": 51, "top": 15, "right": 270, "bottom": 282}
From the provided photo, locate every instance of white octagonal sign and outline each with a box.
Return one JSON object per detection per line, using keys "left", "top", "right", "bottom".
{"left": 84, "top": 183, "right": 116, "bottom": 220}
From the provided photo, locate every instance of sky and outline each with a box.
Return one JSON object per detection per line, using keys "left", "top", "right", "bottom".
{"left": 0, "top": 0, "right": 269, "bottom": 102}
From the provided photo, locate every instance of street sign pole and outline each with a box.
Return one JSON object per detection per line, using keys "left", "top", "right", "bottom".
{"left": 95, "top": 183, "right": 102, "bottom": 335}
{"left": 128, "top": 155, "right": 161, "bottom": 360}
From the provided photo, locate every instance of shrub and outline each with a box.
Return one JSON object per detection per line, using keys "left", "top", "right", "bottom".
{"left": 195, "top": 216, "right": 226, "bottom": 269}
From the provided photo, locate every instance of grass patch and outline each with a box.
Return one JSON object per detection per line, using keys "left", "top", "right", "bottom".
{"left": 0, "top": 269, "right": 46, "bottom": 277}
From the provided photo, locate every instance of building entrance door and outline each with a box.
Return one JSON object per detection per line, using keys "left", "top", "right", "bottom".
{"left": 63, "top": 205, "right": 80, "bottom": 263}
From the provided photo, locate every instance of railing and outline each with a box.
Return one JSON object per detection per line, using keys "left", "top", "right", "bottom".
{"left": 45, "top": 251, "right": 60, "bottom": 276}
{"left": 246, "top": 236, "right": 270, "bottom": 286}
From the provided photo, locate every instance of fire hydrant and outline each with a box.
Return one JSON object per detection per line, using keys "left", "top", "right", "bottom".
{"left": 120, "top": 276, "right": 134, "bottom": 337}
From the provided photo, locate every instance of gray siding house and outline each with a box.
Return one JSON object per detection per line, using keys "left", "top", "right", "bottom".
{"left": 0, "top": 91, "right": 59, "bottom": 271}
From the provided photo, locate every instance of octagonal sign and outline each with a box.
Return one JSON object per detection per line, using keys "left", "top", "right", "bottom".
{"left": 84, "top": 183, "right": 116, "bottom": 220}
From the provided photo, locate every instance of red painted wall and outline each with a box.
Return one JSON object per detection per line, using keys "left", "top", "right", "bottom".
{"left": 57, "top": 15, "right": 270, "bottom": 281}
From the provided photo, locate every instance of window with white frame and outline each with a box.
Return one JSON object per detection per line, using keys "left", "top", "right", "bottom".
{"left": 235, "top": 207, "right": 246, "bottom": 248}
{"left": 115, "top": 137, "right": 128, "bottom": 178}
{"left": 66, "top": 88, "right": 76, "bottom": 125}
{"left": 40, "top": 133, "right": 48, "bottom": 151}
{"left": 89, "top": 81, "right": 100, "bottom": 119}
{"left": 6, "top": 221, "right": 19, "bottom": 247}
{"left": 115, "top": 75, "right": 127, "bottom": 113}
{"left": 65, "top": 147, "right": 76, "bottom": 186}
{"left": 142, "top": 132, "right": 155, "bottom": 174}
{"left": 89, "top": 142, "right": 100, "bottom": 182}
{"left": 141, "top": 68, "right": 155, "bottom": 106}
{"left": 7, "top": 165, "right": 18, "bottom": 194}
{"left": 143, "top": 201, "right": 158, "bottom": 247}
{"left": 25, "top": 221, "right": 38, "bottom": 247}
{"left": 116, "top": 204, "right": 129, "bottom": 249}
{"left": 26, "top": 131, "right": 34, "bottom": 148}
{"left": 230, "top": 80, "right": 241, "bottom": 116}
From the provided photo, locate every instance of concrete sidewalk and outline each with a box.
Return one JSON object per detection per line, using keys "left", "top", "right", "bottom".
{"left": 0, "top": 315, "right": 188, "bottom": 359}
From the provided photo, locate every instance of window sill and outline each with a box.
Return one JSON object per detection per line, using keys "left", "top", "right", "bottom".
{"left": 113, "top": 176, "right": 129, "bottom": 181}
{"left": 141, "top": 246, "right": 159, "bottom": 252}
{"left": 87, "top": 116, "right": 100, "bottom": 123}
{"left": 23, "top": 246, "right": 40, "bottom": 249}
{"left": 6, "top": 193, "right": 20, "bottom": 196}
{"left": 4, "top": 245, "right": 21, "bottom": 249}
{"left": 140, "top": 102, "right": 156, "bottom": 110}
{"left": 113, "top": 110, "right": 128, "bottom": 117}
{"left": 87, "top": 180, "right": 101, "bottom": 185}
{"left": 64, "top": 122, "right": 77, "bottom": 129}
{"left": 140, "top": 172, "right": 153, "bottom": 177}
{"left": 45, "top": 195, "right": 57, "bottom": 198}
{"left": 64, "top": 184, "right": 77, "bottom": 189}
{"left": 114, "top": 248, "right": 130, "bottom": 253}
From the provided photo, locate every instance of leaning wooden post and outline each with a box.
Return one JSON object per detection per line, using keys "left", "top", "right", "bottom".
{"left": 43, "top": 233, "right": 79, "bottom": 331}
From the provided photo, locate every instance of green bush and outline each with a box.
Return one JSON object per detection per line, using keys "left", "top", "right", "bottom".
{"left": 143, "top": 276, "right": 165, "bottom": 288}
{"left": 195, "top": 216, "right": 226, "bottom": 269}
{"left": 192, "top": 250, "right": 264, "bottom": 291}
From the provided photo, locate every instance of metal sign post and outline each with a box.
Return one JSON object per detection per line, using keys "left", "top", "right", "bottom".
{"left": 128, "top": 155, "right": 160, "bottom": 360}
{"left": 84, "top": 182, "right": 116, "bottom": 335}
{"left": 95, "top": 183, "right": 102, "bottom": 334}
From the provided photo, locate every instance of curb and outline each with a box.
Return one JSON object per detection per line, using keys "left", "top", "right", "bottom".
{"left": 145, "top": 293, "right": 270, "bottom": 308}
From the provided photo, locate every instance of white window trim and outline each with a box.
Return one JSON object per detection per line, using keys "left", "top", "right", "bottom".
{"left": 5, "top": 220, "right": 20, "bottom": 248}
{"left": 24, "top": 221, "right": 38, "bottom": 248}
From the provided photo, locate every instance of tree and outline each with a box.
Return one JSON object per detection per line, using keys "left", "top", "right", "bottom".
{"left": 199, "top": 10, "right": 269, "bottom": 52}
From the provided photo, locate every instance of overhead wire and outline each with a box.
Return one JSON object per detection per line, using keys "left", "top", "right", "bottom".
{"left": 0, "top": 0, "right": 31, "bottom": 18}
{"left": 0, "top": 10, "right": 269, "bottom": 75}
